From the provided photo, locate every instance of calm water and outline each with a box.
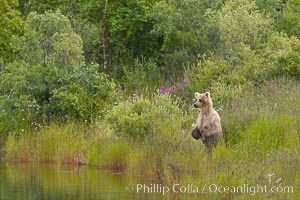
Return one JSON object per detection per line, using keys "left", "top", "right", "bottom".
{"left": 0, "top": 162, "right": 204, "bottom": 200}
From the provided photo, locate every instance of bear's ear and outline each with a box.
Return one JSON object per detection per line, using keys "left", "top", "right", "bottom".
{"left": 205, "top": 92, "right": 210, "bottom": 97}
{"left": 195, "top": 92, "right": 200, "bottom": 98}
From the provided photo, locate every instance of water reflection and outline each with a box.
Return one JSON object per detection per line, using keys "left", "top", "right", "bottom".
{"left": 0, "top": 163, "right": 192, "bottom": 200}
{"left": 0, "top": 162, "right": 209, "bottom": 200}
{"left": 0, "top": 162, "right": 139, "bottom": 200}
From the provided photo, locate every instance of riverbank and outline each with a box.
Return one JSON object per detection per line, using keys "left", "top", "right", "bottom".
{"left": 2, "top": 79, "right": 300, "bottom": 199}
{"left": 2, "top": 136, "right": 299, "bottom": 199}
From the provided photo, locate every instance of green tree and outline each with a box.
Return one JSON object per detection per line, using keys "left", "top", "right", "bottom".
{"left": 14, "top": 10, "right": 84, "bottom": 67}
{"left": 255, "top": 0, "right": 285, "bottom": 17}
{"left": 18, "top": 0, "right": 99, "bottom": 64}
{"left": 20, "top": 0, "right": 85, "bottom": 16}
{"left": 0, "top": 62, "right": 39, "bottom": 132}
{"left": 0, "top": 0, "right": 23, "bottom": 62}
{"left": 84, "top": 0, "right": 160, "bottom": 74}
{"left": 279, "top": 0, "right": 300, "bottom": 37}
{"left": 150, "top": 0, "right": 223, "bottom": 77}
{"left": 186, "top": 0, "right": 300, "bottom": 90}
{"left": 0, "top": 10, "right": 117, "bottom": 131}
{"left": 262, "top": 32, "right": 300, "bottom": 79}
{"left": 218, "top": 0, "right": 272, "bottom": 56}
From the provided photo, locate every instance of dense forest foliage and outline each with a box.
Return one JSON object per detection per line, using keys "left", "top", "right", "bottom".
{"left": 0, "top": 0, "right": 299, "bottom": 141}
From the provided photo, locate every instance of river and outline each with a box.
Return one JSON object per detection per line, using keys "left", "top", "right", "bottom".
{"left": 0, "top": 162, "right": 206, "bottom": 200}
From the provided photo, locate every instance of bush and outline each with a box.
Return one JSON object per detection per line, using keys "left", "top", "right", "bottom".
{"left": 0, "top": 62, "right": 117, "bottom": 133}
{"left": 263, "top": 32, "right": 300, "bottom": 80}
{"left": 186, "top": 58, "right": 227, "bottom": 92}
{"left": 49, "top": 64, "right": 117, "bottom": 121}
{"left": 106, "top": 94, "right": 183, "bottom": 139}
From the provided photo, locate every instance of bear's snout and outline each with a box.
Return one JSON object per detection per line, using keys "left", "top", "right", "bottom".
{"left": 194, "top": 100, "right": 200, "bottom": 108}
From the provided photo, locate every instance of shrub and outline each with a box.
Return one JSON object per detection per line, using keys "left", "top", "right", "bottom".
{"left": 263, "top": 32, "right": 300, "bottom": 80}
{"left": 0, "top": 62, "right": 117, "bottom": 133}
{"left": 186, "top": 58, "right": 227, "bottom": 92}
{"left": 49, "top": 64, "right": 117, "bottom": 121}
{"left": 106, "top": 94, "right": 183, "bottom": 139}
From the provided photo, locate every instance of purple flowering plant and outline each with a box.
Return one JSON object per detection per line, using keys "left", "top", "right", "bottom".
{"left": 158, "top": 73, "right": 191, "bottom": 104}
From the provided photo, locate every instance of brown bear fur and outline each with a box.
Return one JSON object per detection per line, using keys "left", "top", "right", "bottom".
{"left": 191, "top": 92, "right": 222, "bottom": 154}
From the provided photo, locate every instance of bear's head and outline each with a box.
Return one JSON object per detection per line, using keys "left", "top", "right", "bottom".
{"left": 194, "top": 92, "right": 213, "bottom": 110}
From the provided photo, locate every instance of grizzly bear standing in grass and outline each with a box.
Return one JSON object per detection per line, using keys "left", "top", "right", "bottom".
{"left": 191, "top": 92, "right": 223, "bottom": 154}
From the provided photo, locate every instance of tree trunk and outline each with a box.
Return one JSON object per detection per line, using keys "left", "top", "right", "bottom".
{"left": 99, "top": 0, "right": 109, "bottom": 73}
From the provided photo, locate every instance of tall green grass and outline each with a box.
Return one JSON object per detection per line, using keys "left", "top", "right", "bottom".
{"left": 3, "top": 78, "right": 299, "bottom": 199}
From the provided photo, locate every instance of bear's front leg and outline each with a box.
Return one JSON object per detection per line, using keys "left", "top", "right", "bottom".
{"left": 191, "top": 127, "right": 202, "bottom": 140}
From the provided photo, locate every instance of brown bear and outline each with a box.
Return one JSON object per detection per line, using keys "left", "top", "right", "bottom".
{"left": 191, "top": 92, "right": 222, "bottom": 154}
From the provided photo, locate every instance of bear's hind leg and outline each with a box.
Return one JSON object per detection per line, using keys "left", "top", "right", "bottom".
{"left": 203, "top": 135, "right": 218, "bottom": 156}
